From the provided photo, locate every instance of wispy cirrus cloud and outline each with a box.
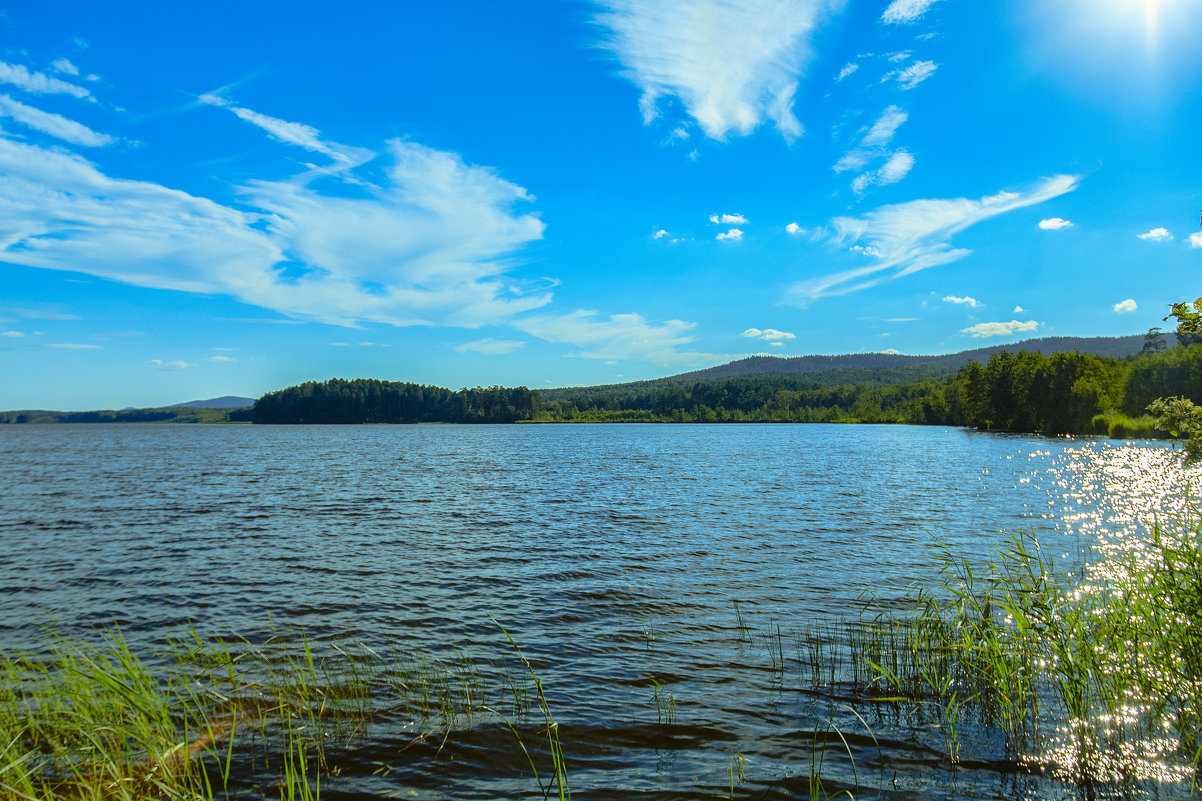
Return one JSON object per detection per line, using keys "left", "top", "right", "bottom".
{"left": 0, "top": 61, "right": 91, "bottom": 100}
{"left": 199, "top": 93, "right": 372, "bottom": 169}
{"left": 851, "top": 151, "right": 914, "bottom": 193}
{"left": 0, "top": 100, "right": 549, "bottom": 328}
{"left": 962, "top": 320, "right": 1040, "bottom": 338}
{"left": 0, "top": 94, "right": 113, "bottom": 146}
{"left": 895, "top": 60, "right": 938, "bottom": 89}
{"left": 592, "top": 0, "right": 837, "bottom": 140}
{"left": 514, "top": 309, "right": 727, "bottom": 367}
{"left": 787, "top": 174, "right": 1081, "bottom": 303}
{"left": 455, "top": 338, "right": 526, "bottom": 355}
{"left": 881, "top": 0, "right": 941, "bottom": 24}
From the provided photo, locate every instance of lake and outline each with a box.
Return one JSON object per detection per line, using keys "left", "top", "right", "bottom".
{"left": 0, "top": 423, "right": 1191, "bottom": 799}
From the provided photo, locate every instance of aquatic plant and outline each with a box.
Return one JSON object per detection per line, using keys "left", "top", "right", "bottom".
{"left": 843, "top": 513, "right": 1202, "bottom": 792}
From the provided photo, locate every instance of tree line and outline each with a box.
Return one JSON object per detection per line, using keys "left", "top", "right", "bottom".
{"left": 252, "top": 378, "right": 539, "bottom": 424}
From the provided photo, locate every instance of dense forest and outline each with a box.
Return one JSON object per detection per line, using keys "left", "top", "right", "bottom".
{"left": 537, "top": 343, "right": 1202, "bottom": 433}
{"left": 252, "top": 378, "right": 538, "bottom": 424}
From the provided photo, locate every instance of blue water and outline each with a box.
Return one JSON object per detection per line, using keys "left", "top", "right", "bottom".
{"left": 0, "top": 424, "right": 1189, "bottom": 799}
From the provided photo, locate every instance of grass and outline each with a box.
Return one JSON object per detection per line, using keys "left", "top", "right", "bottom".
{"left": 833, "top": 511, "right": 1202, "bottom": 792}
{"left": 0, "top": 625, "right": 546, "bottom": 801}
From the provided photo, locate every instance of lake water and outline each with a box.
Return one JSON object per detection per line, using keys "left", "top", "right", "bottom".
{"left": 0, "top": 423, "right": 1192, "bottom": 799}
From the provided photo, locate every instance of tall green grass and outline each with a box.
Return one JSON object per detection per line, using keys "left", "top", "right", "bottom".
{"left": 840, "top": 513, "right": 1202, "bottom": 790}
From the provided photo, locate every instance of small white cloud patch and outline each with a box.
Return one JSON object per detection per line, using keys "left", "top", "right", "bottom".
{"left": 1138, "top": 227, "right": 1173, "bottom": 242}
{"left": 743, "top": 327, "right": 796, "bottom": 342}
{"left": 943, "top": 295, "right": 979, "bottom": 307}
{"left": 148, "top": 359, "right": 192, "bottom": 368}
{"left": 785, "top": 222, "right": 803, "bottom": 234}
{"left": 882, "top": 0, "right": 942, "bottom": 24}
{"left": 836, "top": 63, "right": 859, "bottom": 81}
{"left": 716, "top": 228, "right": 744, "bottom": 241}
{"left": 1189, "top": 233, "right": 1202, "bottom": 248}
{"left": 46, "top": 343, "right": 99, "bottom": 349}
{"left": 897, "top": 61, "right": 938, "bottom": 89}
{"left": 1, "top": 330, "right": 24, "bottom": 337}
{"left": 710, "top": 213, "right": 748, "bottom": 224}
{"left": 207, "top": 355, "right": 236, "bottom": 362}
{"left": 1013, "top": 305, "right": 1026, "bottom": 313}
{"left": 652, "top": 229, "right": 669, "bottom": 239}
{"left": 1039, "top": 217, "right": 1072, "bottom": 230}
{"left": 961, "top": 320, "right": 1040, "bottom": 338}
{"left": 1113, "top": 299, "right": 1137, "bottom": 313}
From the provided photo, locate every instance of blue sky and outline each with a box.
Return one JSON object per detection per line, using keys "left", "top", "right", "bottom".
{"left": 1, "top": 0, "right": 1199, "bottom": 409}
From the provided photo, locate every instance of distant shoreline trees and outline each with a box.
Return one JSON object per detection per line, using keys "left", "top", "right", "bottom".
{"left": 252, "top": 378, "right": 539, "bottom": 424}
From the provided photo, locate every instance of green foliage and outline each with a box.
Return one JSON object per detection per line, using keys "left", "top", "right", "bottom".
{"left": 952, "top": 350, "right": 1125, "bottom": 434}
{"left": 1148, "top": 396, "right": 1202, "bottom": 462}
{"left": 0, "top": 406, "right": 252, "bottom": 424}
{"left": 253, "top": 378, "right": 539, "bottom": 424}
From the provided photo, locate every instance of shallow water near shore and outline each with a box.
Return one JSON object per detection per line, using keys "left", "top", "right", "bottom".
{"left": 0, "top": 423, "right": 1193, "bottom": 799}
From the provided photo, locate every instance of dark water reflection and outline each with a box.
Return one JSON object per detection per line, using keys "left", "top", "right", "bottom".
{"left": 0, "top": 424, "right": 1190, "bottom": 799}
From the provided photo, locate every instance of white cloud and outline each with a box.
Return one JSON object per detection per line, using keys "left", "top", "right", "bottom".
{"left": 788, "top": 174, "right": 1081, "bottom": 303}
{"left": 861, "top": 105, "right": 907, "bottom": 147}
{"left": 652, "top": 228, "right": 669, "bottom": 239}
{"left": 882, "top": 0, "right": 942, "bottom": 23}
{"left": 1113, "top": 298, "right": 1137, "bottom": 313}
{"left": 716, "top": 227, "right": 744, "bottom": 240}
{"left": 743, "top": 327, "right": 796, "bottom": 341}
{"left": 852, "top": 151, "right": 914, "bottom": 193}
{"left": 455, "top": 338, "right": 527, "bottom": 355}
{"left": 148, "top": 359, "right": 193, "bottom": 369}
{"left": 1013, "top": 305, "right": 1026, "bottom": 313}
{"left": 833, "top": 150, "right": 870, "bottom": 173}
{"left": 0, "top": 124, "right": 549, "bottom": 328}
{"left": 0, "top": 306, "right": 79, "bottom": 320}
{"left": 50, "top": 58, "right": 80, "bottom": 76}
{"left": 709, "top": 212, "right": 748, "bottom": 224}
{"left": 836, "top": 62, "right": 859, "bottom": 81}
{"left": 887, "top": 317, "right": 918, "bottom": 322}
{"left": 0, "top": 61, "right": 91, "bottom": 100}
{"left": 592, "top": 0, "right": 834, "bottom": 140}
{"left": 207, "top": 355, "right": 236, "bottom": 362}
{"left": 0, "top": 94, "right": 114, "bottom": 146}
{"left": 1188, "top": 232, "right": 1202, "bottom": 249}
{"left": 46, "top": 343, "right": 100, "bottom": 349}
{"left": 515, "top": 309, "right": 726, "bottom": 367}
{"left": 881, "top": 347, "right": 901, "bottom": 354}
{"left": 1, "top": 330, "right": 24, "bottom": 337}
{"left": 896, "top": 60, "right": 938, "bottom": 89}
{"left": 888, "top": 51, "right": 912, "bottom": 62}
{"left": 1137, "top": 227, "right": 1172, "bottom": 242}
{"left": 200, "top": 94, "right": 372, "bottom": 169}
{"left": 961, "top": 320, "right": 1040, "bottom": 338}
{"left": 942, "top": 295, "right": 979, "bottom": 307}
{"left": 1038, "top": 217, "right": 1072, "bottom": 230}
{"left": 785, "top": 222, "right": 803, "bottom": 234}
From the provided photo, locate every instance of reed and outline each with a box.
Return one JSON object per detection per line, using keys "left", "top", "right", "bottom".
{"left": 840, "top": 513, "right": 1202, "bottom": 790}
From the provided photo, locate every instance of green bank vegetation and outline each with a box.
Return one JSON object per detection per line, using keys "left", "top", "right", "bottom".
{"left": 0, "top": 406, "right": 253, "bottom": 425}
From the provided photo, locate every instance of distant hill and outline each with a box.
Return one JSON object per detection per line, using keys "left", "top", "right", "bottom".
{"left": 673, "top": 335, "right": 1158, "bottom": 382}
{"left": 541, "top": 334, "right": 1163, "bottom": 399}
{"left": 171, "top": 396, "right": 256, "bottom": 409}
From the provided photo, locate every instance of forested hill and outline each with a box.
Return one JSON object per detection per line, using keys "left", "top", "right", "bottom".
{"left": 667, "top": 334, "right": 1156, "bottom": 382}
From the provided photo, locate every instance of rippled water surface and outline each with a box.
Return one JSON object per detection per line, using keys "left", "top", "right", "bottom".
{"left": 0, "top": 424, "right": 1192, "bottom": 799}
